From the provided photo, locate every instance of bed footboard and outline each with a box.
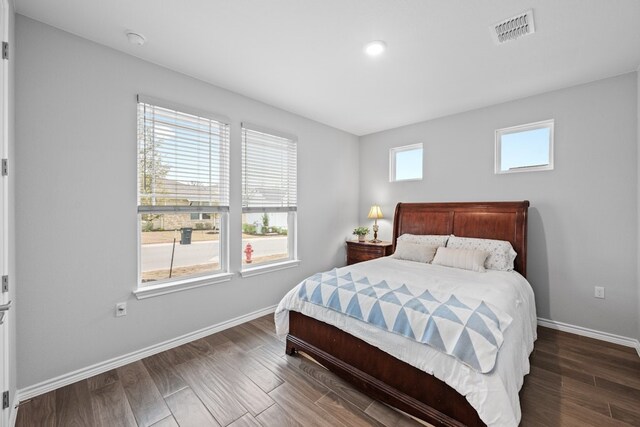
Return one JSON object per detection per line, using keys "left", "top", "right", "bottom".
{"left": 286, "top": 311, "right": 485, "bottom": 427}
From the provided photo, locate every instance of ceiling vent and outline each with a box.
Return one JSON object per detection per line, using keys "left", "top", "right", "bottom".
{"left": 491, "top": 10, "right": 535, "bottom": 45}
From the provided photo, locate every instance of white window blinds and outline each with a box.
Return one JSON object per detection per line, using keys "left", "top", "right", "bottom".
{"left": 242, "top": 124, "right": 297, "bottom": 212}
{"left": 137, "top": 96, "right": 230, "bottom": 212}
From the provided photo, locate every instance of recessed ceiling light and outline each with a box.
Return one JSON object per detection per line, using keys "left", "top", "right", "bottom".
{"left": 364, "top": 40, "right": 387, "bottom": 57}
{"left": 126, "top": 31, "right": 146, "bottom": 46}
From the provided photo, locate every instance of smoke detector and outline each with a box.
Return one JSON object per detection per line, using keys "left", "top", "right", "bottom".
{"left": 491, "top": 10, "right": 535, "bottom": 45}
{"left": 126, "top": 31, "right": 146, "bottom": 46}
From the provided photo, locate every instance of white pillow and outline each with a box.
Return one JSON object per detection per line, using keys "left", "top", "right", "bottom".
{"left": 432, "top": 247, "right": 488, "bottom": 272}
{"left": 392, "top": 241, "right": 437, "bottom": 263}
{"left": 446, "top": 236, "right": 517, "bottom": 271}
{"left": 397, "top": 233, "right": 449, "bottom": 248}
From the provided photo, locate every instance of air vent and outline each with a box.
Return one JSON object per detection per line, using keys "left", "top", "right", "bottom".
{"left": 491, "top": 10, "right": 535, "bottom": 45}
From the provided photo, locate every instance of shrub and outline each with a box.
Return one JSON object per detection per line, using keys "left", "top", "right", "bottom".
{"left": 270, "top": 226, "right": 288, "bottom": 236}
{"left": 242, "top": 224, "right": 257, "bottom": 234}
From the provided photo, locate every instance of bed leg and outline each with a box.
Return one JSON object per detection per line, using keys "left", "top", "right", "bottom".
{"left": 285, "top": 340, "right": 297, "bottom": 356}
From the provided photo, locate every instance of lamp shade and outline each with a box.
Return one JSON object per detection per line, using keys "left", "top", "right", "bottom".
{"left": 367, "top": 205, "right": 383, "bottom": 219}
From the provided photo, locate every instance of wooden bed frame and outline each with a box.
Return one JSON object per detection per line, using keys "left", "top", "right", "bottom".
{"left": 285, "top": 201, "right": 530, "bottom": 427}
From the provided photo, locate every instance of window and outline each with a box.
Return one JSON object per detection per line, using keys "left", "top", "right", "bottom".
{"left": 390, "top": 143, "right": 423, "bottom": 182}
{"left": 190, "top": 213, "right": 212, "bottom": 221}
{"left": 495, "top": 119, "right": 554, "bottom": 174}
{"left": 190, "top": 202, "right": 212, "bottom": 220}
{"left": 241, "top": 124, "right": 297, "bottom": 272}
{"left": 137, "top": 95, "right": 230, "bottom": 290}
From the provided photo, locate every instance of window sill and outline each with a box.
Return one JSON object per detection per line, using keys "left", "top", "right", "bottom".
{"left": 133, "top": 272, "right": 234, "bottom": 300}
{"left": 390, "top": 178, "right": 423, "bottom": 183}
{"left": 240, "top": 259, "right": 300, "bottom": 278}
{"left": 495, "top": 165, "right": 554, "bottom": 174}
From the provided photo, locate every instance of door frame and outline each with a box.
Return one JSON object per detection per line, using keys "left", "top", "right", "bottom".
{"left": 0, "top": 0, "right": 10, "bottom": 425}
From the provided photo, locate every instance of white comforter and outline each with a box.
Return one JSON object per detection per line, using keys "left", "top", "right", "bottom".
{"left": 275, "top": 257, "right": 537, "bottom": 427}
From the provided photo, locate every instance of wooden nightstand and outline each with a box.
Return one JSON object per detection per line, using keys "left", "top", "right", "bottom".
{"left": 346, "top": 240, "right": 393, "bottom": 265}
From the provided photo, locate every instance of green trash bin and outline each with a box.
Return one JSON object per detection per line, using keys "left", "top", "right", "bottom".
{"left": 180, "top": 227, "right": 193, "bottom": 245}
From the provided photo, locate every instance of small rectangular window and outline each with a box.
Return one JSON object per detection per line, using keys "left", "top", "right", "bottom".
{"left": 390, "top": 143, "right": 423, "bottom": 182}
{"left": 495, "top": 119, "right": 554, "bottom": 174}
{"left": 241, "top": 124, "right": 297, "bottom": 269}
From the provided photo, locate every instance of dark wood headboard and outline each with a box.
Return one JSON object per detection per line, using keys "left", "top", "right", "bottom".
{"left": 392, "top": 201, "right": 530, "bottom": 277}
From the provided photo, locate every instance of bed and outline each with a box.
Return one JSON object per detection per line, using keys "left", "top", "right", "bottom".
{"left": 276, "top": 201, "right": 535, "bottom": 427}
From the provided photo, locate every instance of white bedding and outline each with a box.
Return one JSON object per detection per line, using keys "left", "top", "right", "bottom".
{"left": 275, "top": 256, "right": 537, "bottom": 427}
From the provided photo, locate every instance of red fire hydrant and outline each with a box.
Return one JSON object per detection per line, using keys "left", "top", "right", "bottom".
{"left": 244, "top": 243, "right": 254, "bottom": 264}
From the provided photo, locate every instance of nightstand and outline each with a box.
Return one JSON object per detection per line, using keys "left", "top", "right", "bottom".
{"left": 346, "top": 240, "right": 393, "bottom": 265}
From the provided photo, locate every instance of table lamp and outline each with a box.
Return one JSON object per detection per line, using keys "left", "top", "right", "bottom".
{"left": 368, "top": 205, "right": 383, "bottom": 243}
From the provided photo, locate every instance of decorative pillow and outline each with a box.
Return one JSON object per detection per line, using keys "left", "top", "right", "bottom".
{"left": 397, "top": 233, "right": 449, "bottom": 248}
{"left": 432, "top": 247, "right": 488, "bottom": 272}
{"left": 392, "top": 241, "right": 438, "bottom": 263}
{"left": 446, "top": 236, "right": 517, "bottom": 271}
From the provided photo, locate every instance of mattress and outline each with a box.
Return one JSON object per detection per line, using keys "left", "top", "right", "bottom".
{"left": 275, "top": 256, "right": 537, "bottom": 427}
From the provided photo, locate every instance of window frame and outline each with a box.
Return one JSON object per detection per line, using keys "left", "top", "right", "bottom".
{"left": 134, "top": 95, "right": 232, "bottom": 299}
{"left": 389, "top": 143, "right": 423, "bottom": 182}
{"left": 240, "top": 209, "right": 299, "bottom": 277}
{"left": 495, "top": 119, "right": 555, "bottom": 174}
{"left": 240, "top": 123, "right": 298, "bottom": 275}
{"left": 135, "top": 211, "right": 232, "bottom": 299}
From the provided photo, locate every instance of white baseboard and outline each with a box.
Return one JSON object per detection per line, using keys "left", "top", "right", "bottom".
{"left": 537, "top": 317, "right": 640, "bottom": 357}
{"left": 13, "top": 311, "right": 638, "bottom": 414}
{"left": 15, "top": 305, "right": 278, "bottom": 404}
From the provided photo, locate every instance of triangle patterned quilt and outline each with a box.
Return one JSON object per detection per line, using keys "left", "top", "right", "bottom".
{"left": 293, "top": 268, "right": 512, "bottom": 373}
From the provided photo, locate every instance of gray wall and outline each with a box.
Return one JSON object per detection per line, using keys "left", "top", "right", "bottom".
{"left": 15, "top": 16, "right": 359, "bottom": 389}
{"left": 638, "top": 69, "right": 640, "bottom": 341}
{"left": 13, "top": 12, "right": 640, "bottom": 393}
{"left": 359, "top": 73, "right": 638, "bottom": 339}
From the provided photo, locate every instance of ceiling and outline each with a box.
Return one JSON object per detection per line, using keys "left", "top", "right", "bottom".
{"left": 15, "top": 0, "right": 640, "bottom": 136}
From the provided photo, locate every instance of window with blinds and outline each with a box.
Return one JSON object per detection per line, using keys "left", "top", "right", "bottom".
{"left": 137, "top": 96, "right": 230, "bottom": 287}
{"left": 138, "top": 96, "right": 230, "bottom": 211}
{"left": 241, "top": 124, "right": 297, "bottom": 269}
{"left": 242, "top": 125, "right": 297, "bottom": 211}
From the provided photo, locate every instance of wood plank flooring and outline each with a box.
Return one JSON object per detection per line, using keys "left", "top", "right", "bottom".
{"left": 520, "top": 327, "right": 640, "bottom": 426}
{"left": 15, "top": 316, "right": 640, "bottom": 426}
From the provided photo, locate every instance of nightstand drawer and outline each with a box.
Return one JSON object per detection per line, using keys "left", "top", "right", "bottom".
{"left": 346, "top": 240, "right": 393, "bottom": 265}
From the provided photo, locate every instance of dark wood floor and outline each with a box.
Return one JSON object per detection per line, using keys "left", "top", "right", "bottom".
{"left": 15, "top": 315, "right": 640, "bottom": 427}
{"left": 520, "top": 327, "right": 640, "bottom": 426}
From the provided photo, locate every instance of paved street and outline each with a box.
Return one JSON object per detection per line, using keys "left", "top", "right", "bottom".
{"left": 141, "top": 236, "right": 288, "bottom": 270}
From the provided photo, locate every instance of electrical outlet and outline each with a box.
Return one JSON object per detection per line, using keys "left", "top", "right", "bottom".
{"left": 594, "top": 286, "right": 605, "bottom": 299}
{"left": 115, "top": 302, "right": 127, "bottom": 317}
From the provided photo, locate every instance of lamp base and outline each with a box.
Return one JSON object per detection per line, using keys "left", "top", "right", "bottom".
{"left": 370, "top": 225, "right": 381, "bottom": 243}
